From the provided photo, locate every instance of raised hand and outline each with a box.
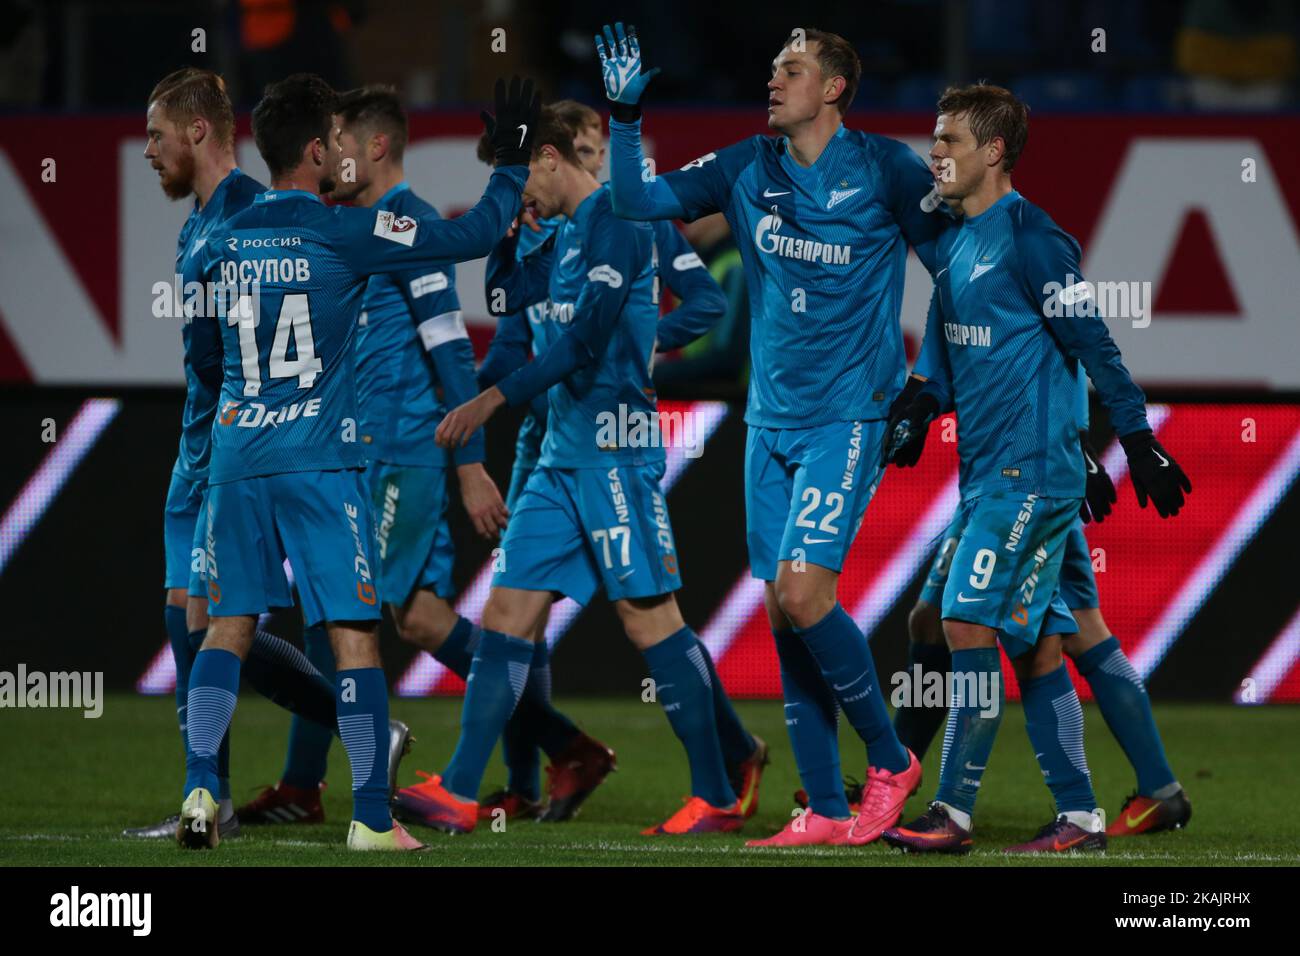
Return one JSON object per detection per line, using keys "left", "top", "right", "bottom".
{"left": 481, "top": 75, "right": 542, "bottom": 167}
{"left": 595, "top": 22, "right": 660, "bottom": 105}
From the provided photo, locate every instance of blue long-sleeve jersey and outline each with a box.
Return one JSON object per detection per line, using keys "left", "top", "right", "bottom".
{"left": 608, "top": 118, "right": 944, "bottom": 428}
{"left": 478, "top": 215, "right": 564, "bottom": 426}
{"left": 484, "top": 185, "right": 668, "bottom": 469}
{"left": 173, "top": 167, "right": 265, "bottom": 481}
{"left": 193, "top": 166, "right": 525, "bottom": 484}
{"left": 481, "top": 201, "right": 726, "bottom": 436}
{"left": 914, "top": 190, "right": 1150, "bottom": 500}
{"left": 355, "top": 182, "right": 483, "bottom": 468}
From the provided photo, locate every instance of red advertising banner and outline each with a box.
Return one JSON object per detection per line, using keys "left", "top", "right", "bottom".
{"left": 2, "top": 112, "right": 1298, "bottom": 386}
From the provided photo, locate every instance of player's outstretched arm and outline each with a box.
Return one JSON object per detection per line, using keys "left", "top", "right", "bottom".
{"left": 651, "top": 220, "right": 727, "bottom": 352}
{"left": 343, "top": 77, "right": 539, "bottom": 273}
{"left": 595, "top": 21, "right": 686, "bottom": 221}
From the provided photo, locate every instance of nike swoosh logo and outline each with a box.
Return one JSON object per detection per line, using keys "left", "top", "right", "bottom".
{"left": 616, "top": 569, "right": 636, "bottom": 581}
{"left": 1153, "top": 449, "right": 1170, "bottom": 468}
{"left": 802, "top": 534, "right": 833, "bottom": 545}
{"left": 955, "top": 593, "right": 986, "bottom": 603}
{"left": 964, "top": 762, "right": 986, "bottom": 771}
{"left": 763, "top": 188, "right": 791, "bottom": 198}
{"left": 1053, "top": 835, "right": 1088, "bottom": 851}
{"left": 1124, "top": 803, "right": 1161, "bottom": 828}
{"left": 517, "top": 124, "right": 528, "bottom": 148}
{"left": 832, "top": 672, "right": 866, "bottom": 692}
{"left": 1085, "top": 455, "right": 1099, "bottom": 475}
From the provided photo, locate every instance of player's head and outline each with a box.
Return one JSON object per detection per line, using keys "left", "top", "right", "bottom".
{"left": 930, "top": 83, "right": 1028, "bottom": 202}
{"left": 549, "top": 99, "right": 605, "bottom": 177}
{"left": 768, "top": 28, "right": 860, "bottom": 133}
{"left": 144, "top": 67, "right": 235, "bottom": 200}
{"left": 477, "top": 103, "right": 587, "bottom": 220}
{"left": 330, "top": 84, "right": 408, "bottom": 202}
{"left": 251, "top": 73, "right": 339, "bottom": 193}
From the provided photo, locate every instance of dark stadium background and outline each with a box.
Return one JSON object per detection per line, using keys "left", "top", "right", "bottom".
{"left": 1, "top": 0, "right": 1298, "bottom": 704}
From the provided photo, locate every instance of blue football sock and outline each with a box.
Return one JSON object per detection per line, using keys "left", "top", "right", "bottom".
{"left": 186, "top": 629, "right": 232, "bottom": 800}
{"left": 893, "top": 641, "right": 952, "bottom": 761}
{"left": 935, "top": 647, "right": 1004, "bottom": 818}
{"left": 643, "top": 627, "right": 736, "bottom": 808}
{"left": 243, "top": 628, "right": 336, "bottom": 728}
{"left": 774, "top": 628, "right": 849, "bottom": 818}
{"left": 1074, "top": 637, "right": 1177, "bottom": 797}
{"left": 164, "top": 605, "right": 192, "bottom": 751}
{"left": 695, "top": 636, "right": 756, "bottom": 767}
{"left": 432, "top": 615, "right": 479, "bottom": 679}
{"left": 184, "top": 648, "right": 241, "bottom": 799}
{"left": 334, "top": 667, "right": 392, "bottom": 832}
{"left": 797, "top": 604, "right": 909, "bottom": 773}
{"left": 442, "top": 630, "right": 534, "bottom": 801}
{"left": 503, "top": 639, "right": 580, "bottom": 800}
{"left": 282, "top": 624, "right": 335, "bottom": 790}
{"left": 1020, "top": 663, "right": 1096, "bottom": 814}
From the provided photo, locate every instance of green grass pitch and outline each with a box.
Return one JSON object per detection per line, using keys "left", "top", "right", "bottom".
{"left": 2, "top": 695, "right": 1297, "bottom": 866}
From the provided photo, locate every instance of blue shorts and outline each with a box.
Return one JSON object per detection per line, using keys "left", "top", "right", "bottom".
{"left": 368, "top": 461, "right": 455, "bottom": 605}
{"left": 1057, "top": 521, "right": 1100, "bottom": 611}
{"left": 935, "top": 493, "right": 1080, "bottom": 658}
{"left": 205, "top": 468, "right": 380, "bottom": 628}
{"left": 506, "top": 413, "right": 544, "bottom": 513}
{"left": 494, "top": 462, "right": 681, "bottom": 605}
{"left": 745, "top": 420, "right": 885, "bottom": 581}
{"left": 922, "top": 513, "right": 1099, "bottom": 614}
{"left": 163, "top": 467, "right": 207, "bottom": 598}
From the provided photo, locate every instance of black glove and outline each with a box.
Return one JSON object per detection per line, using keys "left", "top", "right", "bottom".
{"left": 1079, "top": 430, "right": 1117, "bottom": 524}
{"left": 881, "top": 392, "right": 939, "bottom": 468}
{"left": 886, "top": 376, "right": 924, "bottom": 436}
{"left": 481, "top": 76, "right": 541, "bottom": 168}
{"left": 1120, "top": 429, "right": 1192, "bottom": 518}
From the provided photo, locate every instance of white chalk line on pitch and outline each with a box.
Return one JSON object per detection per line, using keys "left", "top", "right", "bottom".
{"left": 5, "top": 834, "right": 1296, "bottom": 864}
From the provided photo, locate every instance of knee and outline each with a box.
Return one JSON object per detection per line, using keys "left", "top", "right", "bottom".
{"left": 393, "top": 613, "right": 445, "bottom": 652}
{"left": 942, "top": 620, "right": 996, "bottom": 653}
{"left": 773, "top": 576, "right": 833, "bottom": 630}
{"left": 1014, "top": 643, "right": 1063, "bottom": 683}
{"left": 616, "top": 595, "right": 683, "bottom": 652}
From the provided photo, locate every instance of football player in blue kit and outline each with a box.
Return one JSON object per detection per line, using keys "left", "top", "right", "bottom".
{"left": 395, "top": 105, "right": 754, "bottom": 836}
{"left": 878, "top": 83, "right": 1191, "bottom": 854}
{"left": 465, "top": 100, "right": 622, "bottom": 825}
{"left": 892, "top": 370, "right": 1191, "bottom": 838}
{"left": 450, "top": 100, "right": 768, "bottom": 827}
{"left": 178, "top": 73, "right": 539, "bottom": 851}
{"left": 234, "top": 85, "right": 514, "bottom": 825}
{"left": 596, "top": 22, "right": 948, "bottom": 846}
{"left": 130, "top": 67, "right": 393, "bottom": 841}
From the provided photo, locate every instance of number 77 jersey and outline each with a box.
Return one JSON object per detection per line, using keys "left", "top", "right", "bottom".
{"left": 194, "top": 172, "right": 523, "bottom": 485}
